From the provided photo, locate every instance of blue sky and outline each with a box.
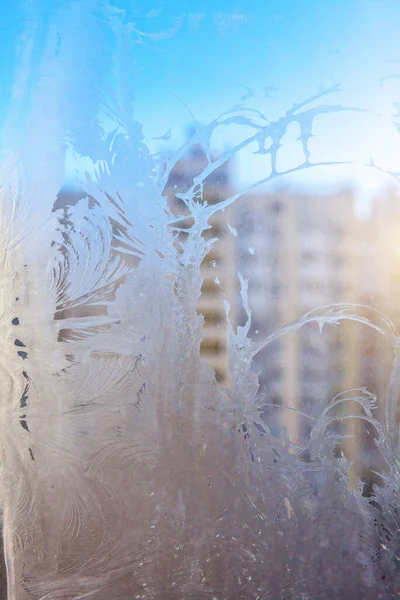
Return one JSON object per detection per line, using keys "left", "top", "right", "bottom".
{"left": 128, "top": 0, "right": 400, "bottom": 193}
{"left": 2, "top": 1, "right": 400, "bottom": 195}
{"left": 127, "top": 1, "right": 400, "bottom": 120}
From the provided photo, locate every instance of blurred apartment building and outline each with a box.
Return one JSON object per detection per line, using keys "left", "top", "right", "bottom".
{"left": 231, "top": 188, "right": 360, "bottom": 445}
{"left": 164, "top": 143, "right": 400, "bottom": 476}
{"left": 163, "top": 144, "right": 236, "bottom": 384}
{"left": 231, "top": 185, "right": 400, "bottom": 485}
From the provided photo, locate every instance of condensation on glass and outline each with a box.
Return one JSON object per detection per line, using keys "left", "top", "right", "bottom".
{"left": 1, "top": 2, "right": 400, "bottom": 599}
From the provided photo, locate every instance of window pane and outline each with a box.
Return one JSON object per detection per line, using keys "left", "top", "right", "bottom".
{"left": 1, "top": 1, "right": 400, "bottom": 598}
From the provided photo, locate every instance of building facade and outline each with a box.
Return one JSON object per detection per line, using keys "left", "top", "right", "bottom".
{"left": 163, "top": 144, "right": 236, "bottom": 384}
{"left": 231, "top": 184, "right": 400, "bottom": 486}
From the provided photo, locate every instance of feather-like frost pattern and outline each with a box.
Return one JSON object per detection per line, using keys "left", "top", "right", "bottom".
{"left": 0, "top": 2, "right": 399, "bottom": 599}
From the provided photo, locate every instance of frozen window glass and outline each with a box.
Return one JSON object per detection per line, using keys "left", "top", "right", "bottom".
{"left": 1, "top": 1, "right": 400, "bottom": 598}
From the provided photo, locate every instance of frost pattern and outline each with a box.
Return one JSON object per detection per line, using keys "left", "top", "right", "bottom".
{"left": 0, "top": 3, "right": 400, "bottom": 600}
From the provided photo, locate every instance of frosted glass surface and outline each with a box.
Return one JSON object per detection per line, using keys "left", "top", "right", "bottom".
{"left": 1, "top": 2, "right": 400, "bottom": 598}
